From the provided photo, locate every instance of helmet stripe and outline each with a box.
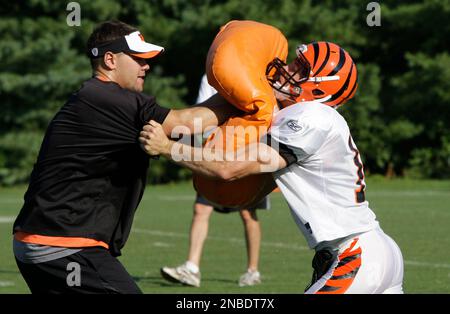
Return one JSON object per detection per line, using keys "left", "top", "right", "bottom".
{"left": 315, "top": 42, "right": 330, "bottom": 76}
{"left": 325, "top": 62, "right": 354, "bottom": 103}
{"left": 343, "top": 67, "right": 358, "bottom": 101}
{"left": 312, "top": 42, "right": 319, "bottom": 69}
{"left": 327, "top": 47, "right": 346, "bottom": 76}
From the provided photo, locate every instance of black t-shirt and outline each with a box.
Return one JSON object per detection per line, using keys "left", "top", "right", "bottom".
{"left": 13, "top": 78, "right": 170, "bottom": 256}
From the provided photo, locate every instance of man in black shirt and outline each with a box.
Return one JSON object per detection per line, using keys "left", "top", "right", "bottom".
{"left": 12, "top": 20, "right": 236, "bottom": 294}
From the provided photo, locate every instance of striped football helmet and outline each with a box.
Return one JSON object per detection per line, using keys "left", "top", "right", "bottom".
{"left": 266, "top": 41, "right": 358, "bottom": 108}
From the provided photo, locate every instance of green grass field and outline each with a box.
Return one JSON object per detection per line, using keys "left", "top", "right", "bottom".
{"left": 0, "top": 178, "right": 449, "bottom": 294}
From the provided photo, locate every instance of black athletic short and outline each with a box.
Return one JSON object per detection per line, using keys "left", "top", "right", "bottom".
{"left": 15, "top": 246, "right": 141, "bottom": 294}
{"left": 195, "top": 194, "right": 270, "bottom": 214}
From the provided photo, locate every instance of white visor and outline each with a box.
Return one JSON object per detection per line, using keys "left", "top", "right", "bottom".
{"left": 124, "top": 31, "right": 164, "bottom": 59}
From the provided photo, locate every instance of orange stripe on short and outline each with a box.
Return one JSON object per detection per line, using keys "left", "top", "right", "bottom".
{"left": 316, "top": 278, "right": 355, "bottom": 294}
{"left": 333, "top": 257, "right": 362, "bottom": 277}
{"left": 14, "top": 231, "right": 109, "bottom": 249}
{"left": 315, "top": 238, "right": 362, "bottom": 294}
{"left": 339, "top": 246, "right": 362, "bottom": 260}
{"left": 339, "top": 238, "right": 360, "bottom": 258}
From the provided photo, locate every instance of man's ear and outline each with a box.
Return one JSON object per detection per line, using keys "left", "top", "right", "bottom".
{"left": 103, "top": 52, "right": 116, "bottom": 70}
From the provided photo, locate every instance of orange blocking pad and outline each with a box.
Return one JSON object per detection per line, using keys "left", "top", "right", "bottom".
{"left": 195, "top": 20, "right": 288, "bottom": 207}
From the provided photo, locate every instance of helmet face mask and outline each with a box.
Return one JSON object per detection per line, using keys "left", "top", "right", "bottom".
{"left": 267, "top": 42, "right": 358, "bottom": 108}
{"left": 266, "top": 51, "right": 311, "bottom": 99}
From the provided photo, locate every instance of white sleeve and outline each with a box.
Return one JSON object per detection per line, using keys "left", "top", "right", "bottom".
{"left": 196, "top": 74, "right": 217, "bottom": 104}
{"left": 269, "top": 109, "right": 331, "bottom": 161}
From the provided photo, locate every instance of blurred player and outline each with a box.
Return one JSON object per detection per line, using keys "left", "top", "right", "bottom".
{"left": 160, "top": 75, "right": 269, "bottom": 287}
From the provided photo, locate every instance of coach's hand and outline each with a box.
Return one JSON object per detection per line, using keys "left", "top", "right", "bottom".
{"left": 139, "top": 120, "right": 172, "bottom": 156}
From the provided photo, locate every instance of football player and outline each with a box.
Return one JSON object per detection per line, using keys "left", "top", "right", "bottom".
{"left": 140, "top": 41, "right": 404, "bottom": 294}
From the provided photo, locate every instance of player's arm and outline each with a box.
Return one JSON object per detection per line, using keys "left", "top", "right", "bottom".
{"left": 160, "top": 93, "right": 242, "bottom": 136}
{"left": 139, "top": 120, "right": 287, "bottom": 180}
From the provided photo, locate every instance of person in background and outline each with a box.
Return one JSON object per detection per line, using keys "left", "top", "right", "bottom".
{"left": 160, "top": 74, "right": 270, "bottom": 287}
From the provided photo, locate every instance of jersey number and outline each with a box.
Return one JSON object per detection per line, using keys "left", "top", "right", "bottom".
{"left": 348, "top": 136, "right": 366, "bottom": 203}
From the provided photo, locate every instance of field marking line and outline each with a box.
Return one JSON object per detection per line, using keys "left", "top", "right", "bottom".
{"left": 140, "top": 191, "right": 450, "bottom": 201}
{"left": 0, "top": 281, "right": 15, "bottom": 287}
{"left": 368, "top": 191, "right": 450, "bottom": 197}
{"left": 1, "top": 190, "right": 448, "bottom": 205}
{"left": 404, "top": 260, "right": 450, "bottom": 269}
{"left": 132, "top": 228, "right": 309, "bottom": 251}
{"left": 133, "top": 228, "right": 450, "bottom": 270}
{"left": 0, "top": 216, "right": 15, "bottom": 223}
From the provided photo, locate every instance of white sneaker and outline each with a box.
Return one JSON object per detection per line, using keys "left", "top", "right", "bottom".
{"left": 238, "top": 270, "right": 261, "bottom": 287}
{"left": 160, "top": 263, "right": 201, "bottom": 287}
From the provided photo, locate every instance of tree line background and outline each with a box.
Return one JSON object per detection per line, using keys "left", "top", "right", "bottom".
{"left": 0, "top": 0, "right": 449, "bottom": 185}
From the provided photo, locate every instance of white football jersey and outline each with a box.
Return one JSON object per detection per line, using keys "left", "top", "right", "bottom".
{"left": 269, "top": 101, "right": 379, "bottom": 249}
{"left": 196, "top": 74, "right": 217, "bottom": 104}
